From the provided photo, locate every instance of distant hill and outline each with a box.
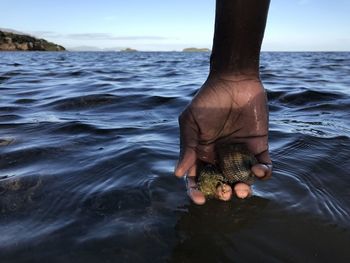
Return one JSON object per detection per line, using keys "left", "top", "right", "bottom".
{"left": 68, "top": 46, "right": 104, "bottom": 52}
{"left": 0, "top": 30, "right": 65, "bottom": 51}
{"left": 182, "top": 47, "right": 210, "bottom": 52}
{"left": 120, "top": 48, "right": 138, "bottom": 52}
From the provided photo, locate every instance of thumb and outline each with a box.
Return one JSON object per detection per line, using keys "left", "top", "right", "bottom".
{"left": 251, "top": 163, "right": 272, "bottom": 179}
{"left": 252, "top": 150, "right": 272, "bottom": 180}
{"left": 175, "top": 147, "right": 197, "bottom": 177}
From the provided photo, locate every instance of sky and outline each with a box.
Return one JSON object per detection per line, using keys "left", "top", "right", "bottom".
{"left": 1, "top": 0, "right": 349, "bottom": 51}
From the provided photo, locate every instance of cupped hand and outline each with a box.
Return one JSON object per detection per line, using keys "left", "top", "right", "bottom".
{"left": 175, "top": 74, "right": 272, "bottom": 204}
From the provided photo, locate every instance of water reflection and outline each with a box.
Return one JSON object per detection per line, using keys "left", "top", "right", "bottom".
{"left": 171, "top": 197, "right": 270, "bottom": 262}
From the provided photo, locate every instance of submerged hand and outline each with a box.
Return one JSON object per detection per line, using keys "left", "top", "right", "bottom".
{"left": 175, "top": 74, "right": 272, "bottom": 204}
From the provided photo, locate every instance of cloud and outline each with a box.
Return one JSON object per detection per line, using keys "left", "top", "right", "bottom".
{"left": 30, "top": 31, "right": 63, "bottom": 38}
{"left": 65, "top": 33, "right": 166, "bottom": 41}
{"left": 31, "top": 31, "right": 167, "bottom": 41}
{"left": 0, "top": 27, "right": 29, "bottom": 35}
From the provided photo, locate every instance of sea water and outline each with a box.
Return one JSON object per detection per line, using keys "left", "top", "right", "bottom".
{"left": 0, "top": 51, "right": 349, "bottom": 262}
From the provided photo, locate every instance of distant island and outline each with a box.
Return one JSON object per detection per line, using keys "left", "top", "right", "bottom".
{"left": 0, "top": 30, "right": 65, "bottom": 51}
{"left": 182, "top": 47, "right": 210, "bottom": 52}
{"left": 120, "top": 48, "right": 138, "bottom": 52}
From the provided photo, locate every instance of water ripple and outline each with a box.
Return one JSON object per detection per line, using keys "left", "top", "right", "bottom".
{"left": 0, "top": 51, "right": 350, "bottom": 262}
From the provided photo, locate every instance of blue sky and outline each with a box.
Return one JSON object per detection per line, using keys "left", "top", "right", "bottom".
{"left": 1, "top": 0, "right": 349, "bottom": 51}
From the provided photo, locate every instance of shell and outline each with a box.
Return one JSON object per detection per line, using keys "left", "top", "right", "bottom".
{"left": 217, "top": 144, "right": 257, "bottom": 185}
{"left": 197, "top": 144, "right": 257, "bottom": 197}
{"left": 197, "top": 165, "right": 227, "bottom": 198}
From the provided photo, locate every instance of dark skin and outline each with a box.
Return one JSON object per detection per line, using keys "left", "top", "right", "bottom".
{"left": 175, "top": 0, "right": 272, "bottom": 204}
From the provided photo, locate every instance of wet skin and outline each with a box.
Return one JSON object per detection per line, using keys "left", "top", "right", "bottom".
{"left": 177, "top": 75, "right": 272, "bottom": 204}
{"left": 175, "top": 0, "right": 272, "bottom": 205}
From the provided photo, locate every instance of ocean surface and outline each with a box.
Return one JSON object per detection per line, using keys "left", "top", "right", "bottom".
{"left": 0, "top": 51, "right": 349, "bottom": 263}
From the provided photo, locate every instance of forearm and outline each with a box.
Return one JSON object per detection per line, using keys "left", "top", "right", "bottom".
{"left": 210, "top": 0, "right": 270, "bottom": 77}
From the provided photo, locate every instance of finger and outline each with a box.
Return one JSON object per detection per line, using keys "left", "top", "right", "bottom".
{"left": 254, "top": 149, "right": 272, "bottom": 180}
{"left": 175, "top": 147, "right": 197, "bottom": 177}
{"left": 233, "top": 183, "right": 252, "bottom": 199}
{"left": 252, "top": 163, "right": 270, "bottom": 178}
{"left": 186, "top": 176, "right": 206, "bottom": 205}
{"left": 175, "top": 109, "right": 199, "bottom": 177}
{"left": 188, "top": 163, "right": 197, "bottom": 177}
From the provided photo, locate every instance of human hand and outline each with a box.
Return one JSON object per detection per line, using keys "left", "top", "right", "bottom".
{"left": 175, "top": 74, "right": 272, "bottom": 204}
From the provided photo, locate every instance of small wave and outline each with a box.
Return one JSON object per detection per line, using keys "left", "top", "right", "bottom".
{"left": 94, "top": 69, "right": 129, "bottom": 75}
{"left": 14, "top": 98, "right": 37, "bottom": 104}
{"left": 298, "top": 101, "right": 350, "bottom": 111}
{"left": 145, "top": 95, "right": 179, "bottom": 105}
{"left": 278, "top": 89, "right": 345, "bottom": 106}
{"left": 0, "top": 105, "right": 27, "bottom": 113}
{"left": 0, "top": 145, "right": 67, "bottom": 170}
{"left": 1, "top": 51, "right": 350, "bottom": 261}
{"left": 266, "top": 135, "right": 350, "bottom": 224}
{"left": 65, "top": 70, "right": 89, "bottom": 77}
{"left": 266, "top": 90, "right": 286, "bottom": 101}
{"left": 261, "top": 72, "right": 279, "bottom": 79}
{"left": 98, "top": 76, "right": 138, "bottom": 82}
{"left": 154, "top": 60, "right": 168, "bottom": 64}
{"left": 46, "top": 94, "right": 123, "bottom": 111}
{"left": 158, "top": 71, "right": 180, "bottom": 77}
{"left": 52, "top": 121, "right": 115, "bottom": 135}
{"left": 0, "top": 114, "right": 22, "bottom": 122}
{"left": 14, "top": 90, "right": 42, "bottom": 97}
{"left": 0, "top": 75, "right": 11, "bottom": 83}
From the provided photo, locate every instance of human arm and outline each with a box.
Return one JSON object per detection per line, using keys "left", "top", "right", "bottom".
{"left": 175, "top": 0, "right": 272, "bottom": 204}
